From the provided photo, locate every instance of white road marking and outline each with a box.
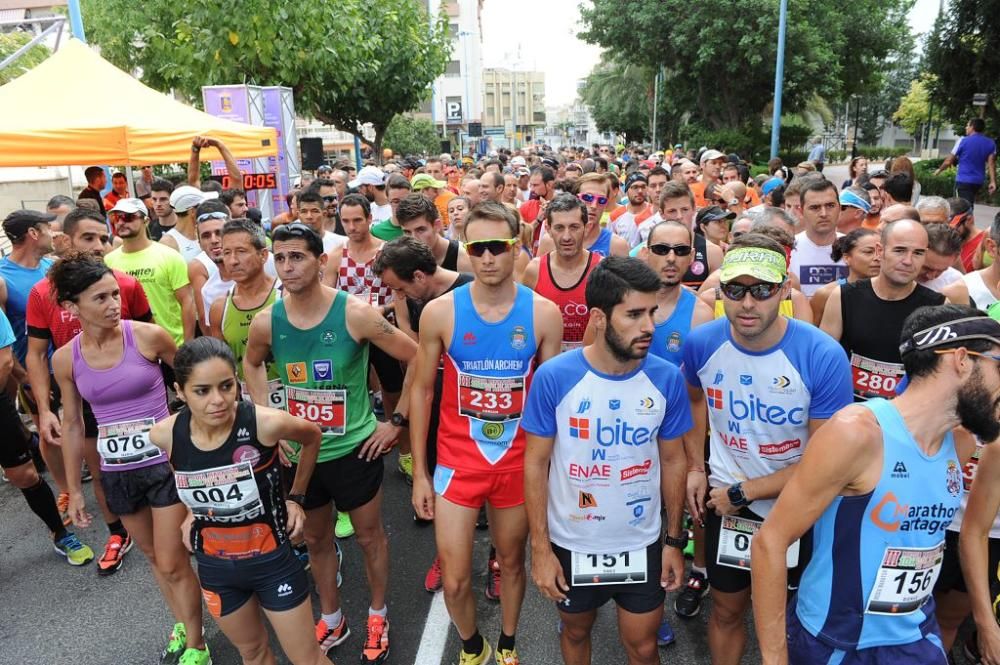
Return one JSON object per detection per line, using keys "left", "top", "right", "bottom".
{"left": 414, "top": 591, "right": 451, "bottom": 664}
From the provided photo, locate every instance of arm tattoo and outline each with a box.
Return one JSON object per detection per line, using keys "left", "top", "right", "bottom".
{"left": 375, "top": 316, "right": 396, "bottom": 337}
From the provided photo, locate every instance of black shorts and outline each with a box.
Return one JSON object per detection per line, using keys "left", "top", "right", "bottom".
{"left": 552, "top": 541, "right": 665, "bottom": 615}
{"left": 197, "top": 544, "right": 309, "bottom": 618}
{"left": 19, "top": 382, "right": 99, "bottom": 438}
{"left": 935, "top": 528, "right": 1000, "bottom": 596}
{"left": 0, "top": 392, "right": 32, "bottom": 469}
{"left": 704, "top": 505, "right": 812, "bottom": 594}
{"left": 297, "top": 444, "right": 384, "bottom": 512}
{"left": 100, "top": 461, "right": 180, "bottom": 515}
{"left": 369, "top": 345, "right": 404, "bottom": 393}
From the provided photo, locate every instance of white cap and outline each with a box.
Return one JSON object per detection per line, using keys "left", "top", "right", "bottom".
{"left": 170, "top": 185, "right": 218, "bottom": 213}
{"left": 700, "top": 149, "right": 726, "bottom": 165}
{"left": 511, "top": 156, "right": 526, "bottom": 166}
{"left": 348, "top": 165, "right": 386, "bottom": 189}
{"left": 108, "top": 198, "right": 148, "bottom": 215}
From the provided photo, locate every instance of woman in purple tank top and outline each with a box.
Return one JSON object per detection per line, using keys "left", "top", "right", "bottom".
{"left": 50, "top": 253, "right": 209, "bottom": 664}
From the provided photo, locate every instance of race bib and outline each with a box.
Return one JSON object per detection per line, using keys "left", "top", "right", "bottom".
{"left": 97, "top": 418, "right": 162, "bottom": 466}
{"left": 174, "top": 461, "right": 263, "bottom": 523}
{"left": 240, "top": 379, "right": 286, "bottom": 410}
{"left": 716, "top": 515, "right": 800, "bottom": 570}
{"left": 850, "top": 353, "right": 904, "bottom": 399}
{"left": 560, "top": 340, "right": 583, "bottom": 354}
{"left": 286, "top": 386, "right": 346, "bottom": 435}
{"left": 571, "top": 547, "right": 647, "bottom": 586}
{"left": 865, "top": 543, "right": 944, "bottom": 615}
{"left": 457, "top": 373, "right": 524, "bottom": 422}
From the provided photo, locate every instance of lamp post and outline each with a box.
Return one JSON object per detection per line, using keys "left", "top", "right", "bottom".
{"left": 769, "top": 0, "right": 788, "bottom": 159}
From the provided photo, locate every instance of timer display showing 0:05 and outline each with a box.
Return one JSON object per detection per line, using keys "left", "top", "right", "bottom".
{"left": 220, "top": 173, "right": 278, "bottom": 191}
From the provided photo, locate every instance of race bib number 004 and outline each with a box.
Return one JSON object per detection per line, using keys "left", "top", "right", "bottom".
{"left": 286, "top": 387, "right": 346, "bottom": 435}
{"left": 865, "top": 543, "right": 944, "bottom": 615}
{"left": 716, "top": 515, "right": 799, "bottom": 570}
{"left": 97, "top": 418, "right": 162, "bottom": 466}
{"left": 850, "top": 353, "right": 904, "bottom": 400}
{"left": 457, "top": 373, "right": 524, "bottom": 422}
{"left": 174, "top": 461, "right": 263, "bottom": 523}
{"left": 571, "top": 547, "right": 647, "bottom": 586}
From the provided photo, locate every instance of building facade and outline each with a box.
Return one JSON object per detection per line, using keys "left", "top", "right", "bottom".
{"left": 481, "top": 68, "right": 546, "bottom": 149}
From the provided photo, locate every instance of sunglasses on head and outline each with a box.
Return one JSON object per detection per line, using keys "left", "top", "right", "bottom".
{"left": 196, "top": 211, "right": 228, "bottom": 223}
{"left": 273, "top": 222, "right": 315, "bottom": 242}
{"left": 647, "top": 243, "right": 692, "bottom": 257}
{"left": 464, "top": 238, "right": 518, "bottom": 257}
{"left": 720, "top": 281, "right": 784, "bottom": 301}
{"left": 578, "top": 193, "right": 609, "bottom": 206}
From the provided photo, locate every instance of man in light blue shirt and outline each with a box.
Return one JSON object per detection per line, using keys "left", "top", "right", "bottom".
{"left": 807, "top": 137, "right": 826, "bottom": 173}
{"left": 935, "top": 117, "right": 997, "bottom": 210}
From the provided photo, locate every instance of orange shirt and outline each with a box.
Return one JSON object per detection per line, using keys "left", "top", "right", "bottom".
{"left": 435, "top": 190, "right": 456, "bottom": 228}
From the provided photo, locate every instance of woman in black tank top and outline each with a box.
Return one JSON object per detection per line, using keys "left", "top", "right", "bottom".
{"left": 149, "top": 338, "right": 328, "bottom": 665}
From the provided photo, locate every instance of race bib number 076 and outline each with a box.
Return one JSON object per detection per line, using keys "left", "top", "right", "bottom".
{"left": 457, "top": 373, "right": 524, "bottom": 422}
{"left": 97, "top": 418, "right": 162, "bottom": 466}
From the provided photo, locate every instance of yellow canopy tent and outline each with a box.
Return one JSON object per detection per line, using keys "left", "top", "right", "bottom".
{"left": 0, "top": 39, "right": 276, "bottom": 167}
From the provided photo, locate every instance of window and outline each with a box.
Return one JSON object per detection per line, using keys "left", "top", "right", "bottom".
{"left": 445, "top": 60, "right": 461, "bottom": 77}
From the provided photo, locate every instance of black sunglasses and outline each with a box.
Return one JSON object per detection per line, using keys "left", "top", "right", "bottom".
{"left": 720, "top": 281, "right": 783, "bottom": 301}
{"left": 648, "top": 243, "right": 692, "bottom": 257}
{"left": 322, "top": 195, "right": 338, "bottom": 203}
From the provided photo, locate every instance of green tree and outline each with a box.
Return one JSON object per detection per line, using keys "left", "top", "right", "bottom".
{"left": 925, "top": 0, "right": 1000, "bottom": 131}
{"left": 893, "top": 77, "right": 943, "bottom": 146}
{"left": 81, "top": 0, "right": 451, "bottom": 163}
{"left": 579, "top": 0, "right": 913, "bottom": 131}
{"left": 383, "top": 115, "right": 442, "bottom": 157}
{"left": 0, "top": 31, "right": 50, "bottom": 86}
{"left": 580, "top": 55, "right": 654, "bottom": 143}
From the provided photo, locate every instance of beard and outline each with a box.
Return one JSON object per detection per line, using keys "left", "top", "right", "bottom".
{"left": 604, "top": 322, "right": 651, "bottom": 362}
{"left": 957, "top": 365, "right": 1000, "bottom": 442}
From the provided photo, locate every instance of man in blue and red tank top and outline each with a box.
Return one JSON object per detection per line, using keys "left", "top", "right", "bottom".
{"left": 410, "top": 202, "right": 564, "bottom": 665}
{"left": 521, "top": 193, "right": 603, "bottom": 353}
{"left": 752, "top": 305, "right": 993, "bottom": 664}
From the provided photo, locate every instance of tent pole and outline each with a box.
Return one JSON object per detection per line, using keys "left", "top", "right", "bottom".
{"left": 125, "top": 167, "right": 136, "bottom": 198}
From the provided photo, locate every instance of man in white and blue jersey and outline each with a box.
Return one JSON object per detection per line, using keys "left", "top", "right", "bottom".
{"left": 682, "top": 234, "right": 853, "bottom": 665}
{"left": 523, "top": 256, "right": 692, "bottom": 665}
{"left": 753, "top": 305, "right": 992, "bottom": 664}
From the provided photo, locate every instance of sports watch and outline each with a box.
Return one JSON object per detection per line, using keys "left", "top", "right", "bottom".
{"left": 287, "top": 493, "right": 307, "bottom": 508}
{"left": 390, "top": 412, "right": 409, "bottom": 427}
{"left": 664, "top": 533, "right": 689, "bottom": 550}
{"left": 727, "top": 482, "right": 750, "bottom": 508}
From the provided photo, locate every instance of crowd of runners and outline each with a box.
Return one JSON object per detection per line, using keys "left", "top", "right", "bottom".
{"left": 1, "top": 124, "right": 999, "bottom": 665}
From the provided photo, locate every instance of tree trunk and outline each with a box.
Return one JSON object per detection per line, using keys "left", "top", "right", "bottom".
{"left": 372, "top": 132, "right": 384, "bottom": 166}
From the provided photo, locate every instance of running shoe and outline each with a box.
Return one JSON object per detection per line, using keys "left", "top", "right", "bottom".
{"left": 81, "top": 462, "right": 92, "bottom": 483}
{"left": 656, "top": 619, "right": 676, "bottom": 646}
{"left": 97, "top": 533, "right": 132, "bottom": 576}
{"left": 683, "top": 529, "right": 695, "bottom": 559}
{"left": 673, "top": 570, "right": 709, "bottom": 618}
{"left": 424, "top": 555, "right": 443, "bottom": 593}
{"left": 361, "top": 615, "right": 390, "bottom": 664}
{"left": 316, "top": 616, "right": 351, "bottom": 654}
{"left": 484, "top": 556, "right": 501, "bottom": 601}
{"left": 336, "top": 539, "right": 343, "bottom": 564}
{"left": 459, "top": 641, "right": 492, "bottom": 665}
{"left": 398, "top": 453, "right": 413, "bottom": 484}
{"left": 57, "top": 491, "right": 71, "bottom": 526}
{"left": 53, "top": 532, "right": 94, "bottom": 566}
{"left": 161, "top": 623, "right": 185, "bottom": 665}
{"left": 335, "top": 511, "right": 355, "bottom": 539}
{"left": 495, "top": 645, "right": 519, "bottom": 664}
{"left": 178, "top": 646, "right": 211, "bottom": 665}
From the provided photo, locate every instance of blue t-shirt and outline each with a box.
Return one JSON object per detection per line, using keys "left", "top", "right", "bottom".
{"left": 808, "top": 144, "right": 826, "bottom": 163}
{"left": 681, "top": 317, "right": 853, "bottom": 517}
{"left": 521, "top": 349, "right": 692, "bottom": 552}
{"left": 953, "top": 132, "right": 997, "bottom": 185}
{"left": 0, "top": 256, "right": 53, "bottom": 364}
{"left": 0, "top": 308, "right": 15, "bottom": 349}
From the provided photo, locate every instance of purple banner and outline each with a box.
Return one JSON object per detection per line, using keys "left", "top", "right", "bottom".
{"left": 262, "top": 87, "right": 289, "bottom": 213}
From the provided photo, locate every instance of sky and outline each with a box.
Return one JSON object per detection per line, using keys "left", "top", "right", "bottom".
{"left": 481, "top": 0, "right": 946, "bottom": 108}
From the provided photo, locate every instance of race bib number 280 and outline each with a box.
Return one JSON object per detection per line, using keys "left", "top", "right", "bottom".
{"left": 457, "top": 373, "right": 524, "bottom": 422}
{"left": 850, "top": 353, "right": 904, "bottom": 399}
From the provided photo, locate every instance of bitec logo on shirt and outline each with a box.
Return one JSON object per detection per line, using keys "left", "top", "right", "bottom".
{"left": 567, "top": 415, "right": 657, "bottom": 446}
{"left": 706, "top": 385, "right": 805, "bottom": 427}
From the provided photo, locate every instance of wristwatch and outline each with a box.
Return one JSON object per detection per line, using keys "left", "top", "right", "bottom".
{"left": 664, "top": 532, "right": 689, "bottom": 550}
{"left": 727, "top": 482, "right": 750, "bottom": 508}
{"left": 287, "top": 493, "right": 307, "bottom": 508}
{"left": 390, "top": 412, "right": 409, "bottom": 427}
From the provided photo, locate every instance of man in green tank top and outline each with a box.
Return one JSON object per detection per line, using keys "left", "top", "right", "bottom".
{"left": 244, "top": 223, "right": 417, "bottom": 664}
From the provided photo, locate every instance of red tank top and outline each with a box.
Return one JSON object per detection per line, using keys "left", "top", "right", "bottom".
{"left": 534, "top": 251, "right": 602, "bottom": 352}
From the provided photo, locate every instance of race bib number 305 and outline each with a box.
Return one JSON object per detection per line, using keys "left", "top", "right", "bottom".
{"left": 865, "top": 543, "right": 944, "bottom": 615}
{"left": 286, "top": 387, "right": 346, "bottom": 435}
{"left": 174, "top": 461, "right": 263, "bottom": 523}
{"left": 850, "top": 353, "right": 904, "bottom": 399}
{"left": 457, "top": 373, "right": 524, "bottom": 422}
{"left": 571, "top": 547, "right": 647, "bottom": 586}
{"left": 97, "top": 418, "right": 162, "bottom": 466}
{"left": 716, "top": 515, "right": 799, "bottom": 570}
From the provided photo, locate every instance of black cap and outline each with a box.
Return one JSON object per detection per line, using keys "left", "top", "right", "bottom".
{"left": 541, "top": 156, "right": 559, "bottom": 169}
{"left": 696, "top": 205, "right": 736, "bottom": 225}
{"left": 3, "top": 209, "right": 55, "bottom": 242}
{"left": 624, "top": 172, "right": 648, "bottom": 192}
